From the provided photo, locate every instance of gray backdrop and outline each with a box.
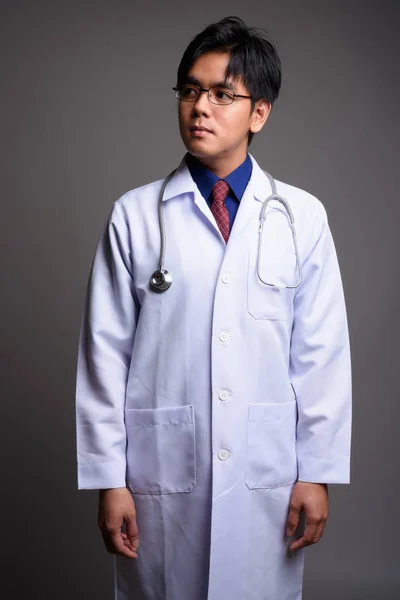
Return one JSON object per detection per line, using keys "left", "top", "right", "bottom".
{"left": 1, "top": 0, "right": 399, "bottom": 598}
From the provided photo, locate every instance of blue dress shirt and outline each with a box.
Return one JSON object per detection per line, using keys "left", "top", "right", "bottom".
{"left": 185, "top": 152, "right": 253, "bottom": 230}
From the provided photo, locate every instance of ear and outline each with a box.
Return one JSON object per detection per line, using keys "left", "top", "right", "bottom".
{"left": 249, "top": 100, "right": 272, "bottom": 134}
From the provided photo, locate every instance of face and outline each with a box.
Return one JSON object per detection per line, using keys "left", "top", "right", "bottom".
{"left": 177, "top": 51, "right": 271, "bottom": 173}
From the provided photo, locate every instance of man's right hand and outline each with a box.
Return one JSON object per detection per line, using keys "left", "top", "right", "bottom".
{"left": 98, "top": 487, "right": 139, "bottom": 559}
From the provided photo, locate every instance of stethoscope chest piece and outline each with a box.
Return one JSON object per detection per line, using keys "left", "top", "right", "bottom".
{"left": 149, "top": 269, "right": 172, "bottom": 293}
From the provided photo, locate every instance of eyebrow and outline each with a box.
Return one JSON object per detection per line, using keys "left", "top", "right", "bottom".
{"left": 185, "top": 75, "right": 236, "bottom": 91}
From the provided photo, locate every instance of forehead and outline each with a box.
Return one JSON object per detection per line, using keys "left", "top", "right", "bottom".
{"left": 187, "top": 51, "right": 242, "bottom": 88}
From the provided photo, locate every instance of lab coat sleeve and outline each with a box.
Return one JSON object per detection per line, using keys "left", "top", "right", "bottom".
{"left": 289, "top": 201, "right": 352, "bottom": 484}
{"left": 75, "top": 199, "right": 138, "bottom": 490}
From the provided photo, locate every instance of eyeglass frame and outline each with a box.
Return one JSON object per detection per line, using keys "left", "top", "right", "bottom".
{"left": 172, "top": 84, "right": 252, "bottom": 105}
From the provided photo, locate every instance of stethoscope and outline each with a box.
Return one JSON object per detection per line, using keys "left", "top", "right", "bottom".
{"left": 149, "top": 169, "right": 302, "bottom": 293}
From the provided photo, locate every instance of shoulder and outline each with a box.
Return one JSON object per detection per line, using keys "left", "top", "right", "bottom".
{"left": 269, "top": 176, "right": 330, "bottom": 257}
{"left": 105, "top": 159, "right": 190, "bottom": 232}
{"left": 249, "top": 155, "right": 327, "bottom": 224}
{"left": 115, "top": 177, "right": 165, "bottom": 211}
{"left": 103, "top": 177, "right": 166, "bottom": 230}
{"left": 114, "top": 157, "right": 190, "bottom": 213}
{"left": 274, "top": 178, "right": 327, "bottom": 222}
{"left": 93, "top": 178, "right": 165, "bottom": 241}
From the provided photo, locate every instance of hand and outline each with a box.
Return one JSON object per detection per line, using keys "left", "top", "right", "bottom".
{"left": 98, "top": 487, "right": 139, "bottom": 559}
{"left": 286, "top": 481, "right": 328, "bottom": 552}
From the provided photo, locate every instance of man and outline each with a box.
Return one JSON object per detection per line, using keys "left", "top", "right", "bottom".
{"left": 76, "top": 16, "right": 352, "bottom": 600}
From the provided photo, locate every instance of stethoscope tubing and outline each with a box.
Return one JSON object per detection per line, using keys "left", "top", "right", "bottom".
{"left": 150, "top": 168, "right": 302, "bottom": 293}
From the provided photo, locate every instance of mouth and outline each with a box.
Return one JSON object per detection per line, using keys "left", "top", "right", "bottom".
{"left": 189, "top": 125, "right": 213, "bottom": 137}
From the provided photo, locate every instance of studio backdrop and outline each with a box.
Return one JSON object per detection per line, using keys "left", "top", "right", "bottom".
{"left": 1, "top": 1, "right": 399, "bottom": 598}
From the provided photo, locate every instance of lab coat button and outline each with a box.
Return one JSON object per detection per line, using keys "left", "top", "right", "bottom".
{"left": 219, "top": 389, "right": 230, "bottom": 401}
{"left": 218, "top": 449, "right": 230, "bottom": 461}
{"left": 221, "top": 273, "right": 230, "bottom": 283}
{"left": 219, "top": 331, "right": 230, "bottom": 342}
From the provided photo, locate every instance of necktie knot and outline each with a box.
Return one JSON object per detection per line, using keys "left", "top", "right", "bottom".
{"left": 211, "top": 179, "right": 230, "bottom": 243}
{"left": 212, "top": 179, "right": 229, "bottom": 205}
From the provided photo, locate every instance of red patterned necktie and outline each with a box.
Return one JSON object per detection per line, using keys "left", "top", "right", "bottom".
{"left": 211, "top": 180, "right": 230, "bottom": 243}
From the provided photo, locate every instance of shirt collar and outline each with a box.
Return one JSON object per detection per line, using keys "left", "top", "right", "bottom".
{"left": 162, "top": 153, "right": 272, "bottom": 204}
{"left": 185, "top": 152, "right": 253, "bottom": 202}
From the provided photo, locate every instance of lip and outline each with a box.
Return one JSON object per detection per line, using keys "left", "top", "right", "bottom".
{"left": 190, "top": 126, "right": 213, "bottom": 138}
{"left": 190, "top": 125, "right": 212, "bottom": 133}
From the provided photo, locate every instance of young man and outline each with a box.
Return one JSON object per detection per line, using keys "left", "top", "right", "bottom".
{"left": 76, "top": 16, "right": 352, "bottom": 600}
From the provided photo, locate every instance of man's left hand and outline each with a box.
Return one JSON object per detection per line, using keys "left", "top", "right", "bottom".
{"left": 286, "top": 481, "right": 329, "bottom": 552}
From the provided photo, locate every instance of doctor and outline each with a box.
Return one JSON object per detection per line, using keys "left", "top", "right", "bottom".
{"left": 76, "top": 16, "right": 352, "bottom": 600}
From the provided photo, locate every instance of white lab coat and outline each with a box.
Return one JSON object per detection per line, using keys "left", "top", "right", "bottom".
{"left": 76, "top": 154, "right": 352, "bottom": 600}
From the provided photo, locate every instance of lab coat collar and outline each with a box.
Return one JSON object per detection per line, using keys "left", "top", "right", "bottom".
{"left": 162, "top": 153, "right": 273, "bottom": 203}
{"left": 247, "top": 154, "right": 274, "bottom": 203}
{"left": 162, "top": 156, "right": 196, "bottom": 201}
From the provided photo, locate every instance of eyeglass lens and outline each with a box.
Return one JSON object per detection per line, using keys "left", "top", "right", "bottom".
{"left": 177, "top": 85, "right": 234, "bottom": 105}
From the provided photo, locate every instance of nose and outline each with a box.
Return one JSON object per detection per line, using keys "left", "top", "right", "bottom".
{"left": 191, "top": 90, "right": 212, "bottom": 116}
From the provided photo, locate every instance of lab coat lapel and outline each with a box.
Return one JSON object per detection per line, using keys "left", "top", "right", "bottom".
{"left": 163, "top": 154, "right": 274, "bottom": 243}
{"left": 162, "top": 156, "right": 224, "bottom": 233}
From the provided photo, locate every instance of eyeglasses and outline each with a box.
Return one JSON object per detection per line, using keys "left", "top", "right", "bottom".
{"left": 173, "top": 84, "right": 252, "bottom": 106}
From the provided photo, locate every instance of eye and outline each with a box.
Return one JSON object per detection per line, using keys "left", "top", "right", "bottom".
{"left": 180, "top": 85, "right": 198, "bottom": 100}
{"left": 211, "top": 87, "right": 234, "bottom": 103}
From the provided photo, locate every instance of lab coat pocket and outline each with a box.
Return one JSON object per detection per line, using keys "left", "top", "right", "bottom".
{"left": 245, "top": 401, "right": 298, "bottom": 489}
{"left": 247, "top": 251, "right": 294, "bottom": 320}
{"left": 125, "top": 404, "right": 196, "bottom": 494}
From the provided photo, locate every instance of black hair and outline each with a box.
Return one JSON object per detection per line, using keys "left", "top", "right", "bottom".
{"left": 176, "top": 16, "right": 282, "bottom": 145}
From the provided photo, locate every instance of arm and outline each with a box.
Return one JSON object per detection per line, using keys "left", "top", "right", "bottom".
{"left": 76, "top": 199, "right": 139, "bottom": 490}
{"left": 286, "top": 201, "right": 352, "bottom": 550}
{"left": 290, "top": 201, "right": 352, "bottom": 485}
{"left": 76, "top": 199, "right": 140, "bottom": 558}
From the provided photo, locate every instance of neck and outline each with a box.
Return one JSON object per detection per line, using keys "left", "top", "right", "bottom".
{"left": 191, "top": 149, "right": 248, "bottom": 179}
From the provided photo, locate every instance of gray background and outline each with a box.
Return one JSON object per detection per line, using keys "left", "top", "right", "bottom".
{"left": 1, "top": 0, "right": 399, "bottom": 598}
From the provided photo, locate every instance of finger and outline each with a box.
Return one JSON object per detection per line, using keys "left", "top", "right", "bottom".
{"left": 289, "top": 520, "right": 318, "bottom": 552}
{"left": 312, "top": 520, "right": 326, "bottom": 544}
{"left": 110, "top": 531, "right": 138, "bottom": 558}
{"left": 123, "top": 537, "right": 134, "bottom": 548}
{"left": 122, "top": 534, "right": 137, "bottom": 551}
{"left": 286, "top": 505, "right": 300, "bottom": 537}
{"left": 289, "top": 534, "right": 309, "bottom": 552}
{"left": 121, "top": 532, "right": 137, "bottom": 551}
{"left": 126, "top": 516, "right": 140, "bottom": 551}
{"left": 102, "top": 524, "right": 138, "bottom": 558}
{"left": 293, "top": 518, "right": 326, "bottom": 550}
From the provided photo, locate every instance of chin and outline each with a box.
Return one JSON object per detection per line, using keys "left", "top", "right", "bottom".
{"left": 183, "top": 139, "right": 217, "bottom": 158}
